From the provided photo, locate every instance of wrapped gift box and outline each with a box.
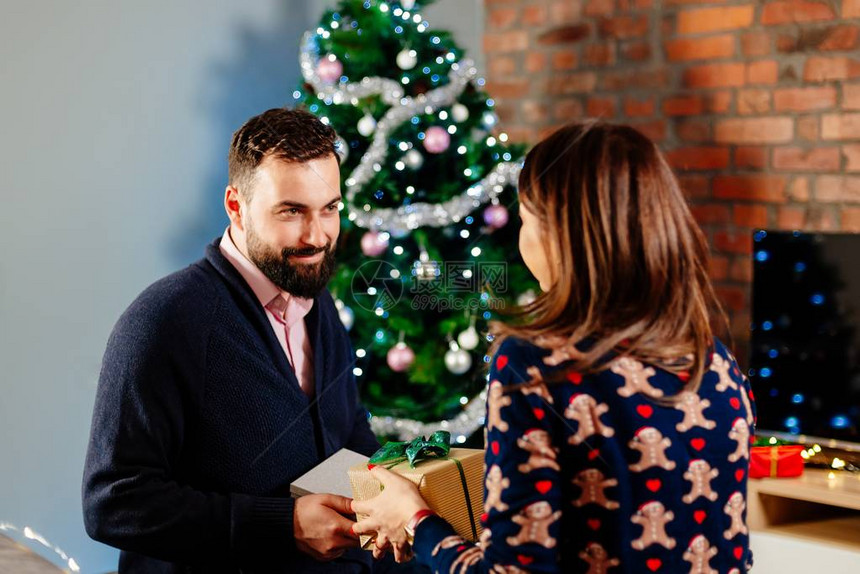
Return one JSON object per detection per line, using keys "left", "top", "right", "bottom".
{"left": 348, "top": 447, "right": 485, "bottom": 546}
{"left": 750, "top": 444, "right": 805, "bottom": 478}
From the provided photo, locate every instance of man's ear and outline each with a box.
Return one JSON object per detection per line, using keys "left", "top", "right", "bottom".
{"left": 224, "top": 185, "right": 244, "bottom": 230}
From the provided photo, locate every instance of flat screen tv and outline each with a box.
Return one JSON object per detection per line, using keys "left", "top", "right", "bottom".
{"left": 749, "top": 230, "right": 860, "bottom": 450}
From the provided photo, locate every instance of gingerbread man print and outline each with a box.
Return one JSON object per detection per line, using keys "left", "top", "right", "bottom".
{"left": 710, "top": 353, "right": 738, "bottom": 392}
{"left": 487, "top": 380, "right": 511, "bottom": 433}
{"left": 506, "top": 501, "right": 561, "bottom": 549}
{"left": 520, "top": 366, "right": 554, "bottom": 404}
{"left": 431, "top": 534, "right": 466, "bottom": 556}
{"left": 450, "top": 546, "right": 483, "bottom": 572}
{"left": 631, "top": 501, "right": 676, "bottom": 550}
{"left": 727, "top": 418, "right": 750, "bottom": 463}
{"left": 683, "top": 459, "right": 719, "bottom": 503}
{"left": 565, "top": 394, "right": 615, "bottom": 445}
{"left": 538, "top": 334, "right": 585, "bottom": 367}
{"left": 683, "top": 534, "right": 718, "bottom": 574}
{"left": 611, "top": 357, "right": 664, "bottom": 399}
{"left": 572, "top": 468, "right": 620, "bottom": 509}
{"left": 517, "top": 429, "right": 561, "bottom": 473}
{"left": 628, "top": 427, "right": 676, "bottom": 471}
{"left": 485, "top": 464, "right": 510, "bottom": 513}
{"left": 579, "top": 542, "right": 620, "bottom": 574}
{"left": 674, "top": 391, "right": 716, "bottom": 432}
{"left": 723, "top": 491, "right": 748, "bottom": 539}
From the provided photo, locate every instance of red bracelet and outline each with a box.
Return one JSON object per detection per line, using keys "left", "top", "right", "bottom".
{"left": 406, "top": 508, "right": 437, "bottom": 533}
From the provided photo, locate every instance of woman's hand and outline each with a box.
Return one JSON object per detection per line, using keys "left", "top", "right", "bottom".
{"left": 352, "top": 465, "right": 431, "bottom": 562}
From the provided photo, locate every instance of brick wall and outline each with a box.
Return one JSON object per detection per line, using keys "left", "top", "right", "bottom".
{"left": 484, "top": 0, "right": 860, "bottom": 363}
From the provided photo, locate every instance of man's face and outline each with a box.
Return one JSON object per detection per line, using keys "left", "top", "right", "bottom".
{"left": 235, "top": 154, "right": 342, "bottom": 298}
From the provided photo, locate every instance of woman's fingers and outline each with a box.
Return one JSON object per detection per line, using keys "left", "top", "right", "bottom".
{"left": 352, "top": 518, "right": 377, "bottom": 535}
{"left": 369, "top": 465, "right": 399, "bottom": 485}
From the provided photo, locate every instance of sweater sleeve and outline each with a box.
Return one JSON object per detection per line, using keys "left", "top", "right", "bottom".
{"left": 81, "top": 294, "right": 297, "bottom": 569}
{"left": 412, "top": 339, "right": 562, "bottom": 573}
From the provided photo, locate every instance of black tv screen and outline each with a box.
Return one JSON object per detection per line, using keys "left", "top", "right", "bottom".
{"left": 750, "top": 230, "right": 860, "bottom": 445}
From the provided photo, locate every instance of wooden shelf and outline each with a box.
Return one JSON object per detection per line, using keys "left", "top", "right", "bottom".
{"left": 748, "top": 468, "right": 860, "bottom": 552}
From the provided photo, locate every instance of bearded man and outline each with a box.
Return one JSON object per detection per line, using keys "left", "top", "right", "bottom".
{"left": 83, "top": 108, "right": 380, "bottom": 573}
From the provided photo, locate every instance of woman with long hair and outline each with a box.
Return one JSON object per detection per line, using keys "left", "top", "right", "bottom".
{"left": 354, "top": 122, "right": 755, "bottom": 573}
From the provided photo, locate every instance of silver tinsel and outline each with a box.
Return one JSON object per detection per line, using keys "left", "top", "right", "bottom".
{"left": 369, "top": 387, "right": 487, "bottom": 441}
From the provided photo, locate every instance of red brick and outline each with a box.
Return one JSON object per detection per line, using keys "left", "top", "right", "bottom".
{"left": 691, "top": 203, "right": 732, "bottom": 224}
{"left": 844, "top": 144, "right": 860, "bottom": 171}
{"left": 735, "top": 147, "right": 768, "bottom": 169}
{"left": 525, "top": 52, "right": 548, "bottom": 74}
{"left": 777, "top": 206, "right": 807, "bottom": 228}
{"left": 797, "top": 116, "right": 820, "bottom": 141}
{"left": 819, "top": 26, "right": 860, "bottom": 51}
{"left": 538, "top": 24, "right": 591, "bottom": 45}
{"left": 587, "top": 97, "right": 616, "bottom": 117}
{"left": 730, "top": 258, "right": 754, "bottom": 282}
{"left": 666, "top": 35, "right": 735, "bottom": 62}
{"left": 663, "top": 96, "right": 703, "bottom": 116}
{"left": 709, "top": 255, "right": 730, "bottom": 281}
{"left": 684, "top": 63, "right": 746, "bottom": 88}
{"left": 488, "top": 56, "right": 517, "bottom": 77}
{"left": 485, "top": 79, "right": 530, "bottom": 99}
{"left": 806, "top": 206, "right": 839, "bottom": 230}
{"left": 746, "top": 60, "right": 779, "bottom": 85}
{"left": 822, "top": 113, "right": 860, "bottom": 140}
{"left": 666, "top": 0, "right": 735, "bottom": 4}
{"left": 555, "top": 98, "right": 585, "bottom": 120}
{"left": 714, "top": 175, "right": 788, "bottom": 202}
{"left": 488, "top": 6, "right": 519, "bottom": 29}
{"left": 585, "top": 43, "right": 616, "bottom": 66}
{"left": 552, "top": 51, "right": 579, "bottom": 70}
{"left": 522, "top": 5, "right": 548, "bottom": 26}
{"left": 734, "top": 205, "right": 770, "bottom": 228}
{"left": 715, "top": 118, "right": 794, "bottom": 144}
{"left": 503, "top": 126, "right": 539, "bottom": 144}
{"left": 622, "top": 41, "right": 652, "bottom": 61}
{"left": 631, "top": 120, "right": 667, "bottom": 142}
{"left": 666, "top": 147, "right": 731, "bottom": 170}
{"left": 773, "top": 147, "right": 841, "bottom": 171}
{"left": 484, "top": 31, "right": 529, "bottom": 53}
{"left": 619, "top": 0, "right": 655, "bottom": 8}
{"left": 677, "top": 5, "right": 755, "bottom": 35}
{"left": 600, "top": 15, "right": 650, "bottom": 39}
{"left": 714, "top": 231, "right": 754, "bottom": 255}
{"left": 845, "top": 84, "right": 860, "bottom": 110}
{"left": 742, "top": 32, "right": 771, "bottom": 56}
{"left": 625, "top": 97, "right": 655, "bottom": 117}
{"left": 789, "top": 177, "right": 811, "bottom": 201}
{"left": 550, "top": 0, "right": 584, "bottom": 22}
{"left": 841, "top": 206, "right": 860, "bottom": 231}
{"left": 816, "top": 175, "right": 860, "bottom": 202}
{"left": 678, "top": 175, "right": 711, "bottom": 199}
{"left": 804, "top": 56, "right": 860, "bottom": 81}
{"left": 494, "top": 103, "right": 517, "bottom": 124}
{"left": 676, "top": 120, "right": 712, "bottom": 142}
{"left": 737, "top": 89, "right": 772, "bottom": 115}
{"left": 707, "top": 91, "right": 733, "bottom": 113}
{"left": 522, "top": 100, "right": 549, "bottom": 123}
{"left": 773, "top": 87, "right": 837, "bottom": 111}
{"left": 545, "top": 72, "right": 598, "bottom": 95}
{"left": 585, "top": 0, "right": 614, "bottom": 16}
{"left": 761, "top": 1, "right": 835, "bottom": 25}
{"left": 603, "top": 68, "right": 669, "bottom": 89}
{"left": 715, "top": 286, "right": 747, "bottom": 313}
{"left": 847, "top": 0, "right": 860, "bottom": 19}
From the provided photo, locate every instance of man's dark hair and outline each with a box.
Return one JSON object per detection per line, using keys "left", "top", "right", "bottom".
{"left": 228, "top": 107, "right": 338, "bottom": 199}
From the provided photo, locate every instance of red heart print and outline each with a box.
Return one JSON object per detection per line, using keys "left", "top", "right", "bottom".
{"left": 733, "top": 547, "right": 743, "bottom": 560}
{"left": 694, "top": 510, "right": 706, "bottom": 524}
{"left": 491, "top": 441, "right": 500, "bottom": 455}
{"left": 496, "top": 355, "right": 508, "bottom": 370}
{"left": 730, "top": 397, "right": 740, "bottom": 409}
{"left": 567, "top": 372, "right": 583, "bottom": 384}
{"left": 535, "top": 480, "right": 552, "bottom": 494}
{"left": 735, "top": 469, "right": 745, "bottom": 482}
{"left": 480, "top": 512, "right": 489, "bottom": 523}
{"left": 748, "top": 389, "right": 755, "bottom": 400}
{"left": 678, "top": 371, "right": 691, "bottom": 383}
{"left": 691, "top": 438, "right": 706, "bottom": 451}
{"left": 646, "top": 479, "right": 661, "bottom": 492}
{"left": 518, "top": 555, "right": 534, "bottom": 565}
{"left": 588, "top": 449, "right": 600, "bottom": 460}
{"left": 533, "top": 408, "right": 545, "bottom": 420}
{"left": 587, "top": 518, "right": 601, "bottom": 530}
{"left": 646, "top": 558, "right": 662, "bottom": 571}
{"left": 637, "top": 404, "right": 653, "bottom": 418}
{"left": 457, "top": 545, "right": 467, "bottom": 552}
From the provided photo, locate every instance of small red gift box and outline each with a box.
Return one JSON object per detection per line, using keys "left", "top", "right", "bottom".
{"left": 749, "top": 445, "right": 805, "bottom": 478}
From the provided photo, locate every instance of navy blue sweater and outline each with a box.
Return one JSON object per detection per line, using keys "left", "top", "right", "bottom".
{"left": 82, "top": 239, "right": 380, "bottom": 573}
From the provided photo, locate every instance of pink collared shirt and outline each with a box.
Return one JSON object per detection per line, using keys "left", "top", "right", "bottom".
{"left": 219, "top": 228, "right": 315, "bottom": 397}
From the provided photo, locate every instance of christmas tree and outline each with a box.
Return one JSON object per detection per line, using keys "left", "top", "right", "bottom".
{"left": 294, "top": 0, "right": 534, "bottom": 441}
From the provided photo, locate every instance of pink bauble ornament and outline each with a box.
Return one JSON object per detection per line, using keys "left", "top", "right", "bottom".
{"left": 483, "top": 204, "right": 509, "bottom": 229}
{"left": 423, "top": 126, "right": 451, "bottom": 154}
{"left": 387, "top": 342, "right": 415, "bottom": 372}
{"left": 360, "top": 231, "right": 389, "bottom": 257}
{"left": 316, "top": 56, "right": 343, "bottom": 84}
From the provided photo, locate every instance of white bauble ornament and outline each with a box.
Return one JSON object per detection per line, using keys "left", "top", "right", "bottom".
{"left": 457, "top": 326, "right": 480, "bottom": 351}
{"left": 334, "top": 136, "right": 349, "bottom": 163}
{"left": 404, "top": 149, "right": 424, "bottom": 169}
{"left": 387, "top": 342, "right": 416, "bottom": 372}
{"left": 338, "top": 305, "right": 355, "bottom": 331}
{"left": 357, "top": 113, "right": 377, "bottom": 137}
{"left": 445, "top": 345, "right": 472, "bottom": 375}
{"left": 396, "top": 48, "right": 418, "bottom": 70}
{"left": 451, "top": 103, "right": 470, "bottom": 123}
{"left": 401, "top": 0, "right": 416, "bottom": 9}
{"left": 360, "top": 231, "right": 389, "bottom": 257}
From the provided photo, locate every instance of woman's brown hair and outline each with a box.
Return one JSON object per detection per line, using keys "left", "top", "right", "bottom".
{"left": 491, "top": 121, "right": 727, "bottom": 397}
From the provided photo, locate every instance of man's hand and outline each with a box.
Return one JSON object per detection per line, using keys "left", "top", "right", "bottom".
{"left": 294, "top": 494, "right": 360, "bottom": 561}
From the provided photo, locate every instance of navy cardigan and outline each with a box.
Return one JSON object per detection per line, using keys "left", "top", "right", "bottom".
{"left": 82, "top": 239, "right": 379, "bottom": 573}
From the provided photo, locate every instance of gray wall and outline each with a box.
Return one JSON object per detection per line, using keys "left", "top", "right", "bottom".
{"left": 0, "top": 1, "right": 482, "bottom": 572}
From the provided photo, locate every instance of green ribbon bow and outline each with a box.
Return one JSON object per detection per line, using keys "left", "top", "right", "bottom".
{"left": 369, "top": 430, "right": 452, "bottom": 468}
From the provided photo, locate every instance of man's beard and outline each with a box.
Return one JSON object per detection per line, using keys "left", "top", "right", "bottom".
{"left": 245, "top": 224, "right": 337, "bottom": 299}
